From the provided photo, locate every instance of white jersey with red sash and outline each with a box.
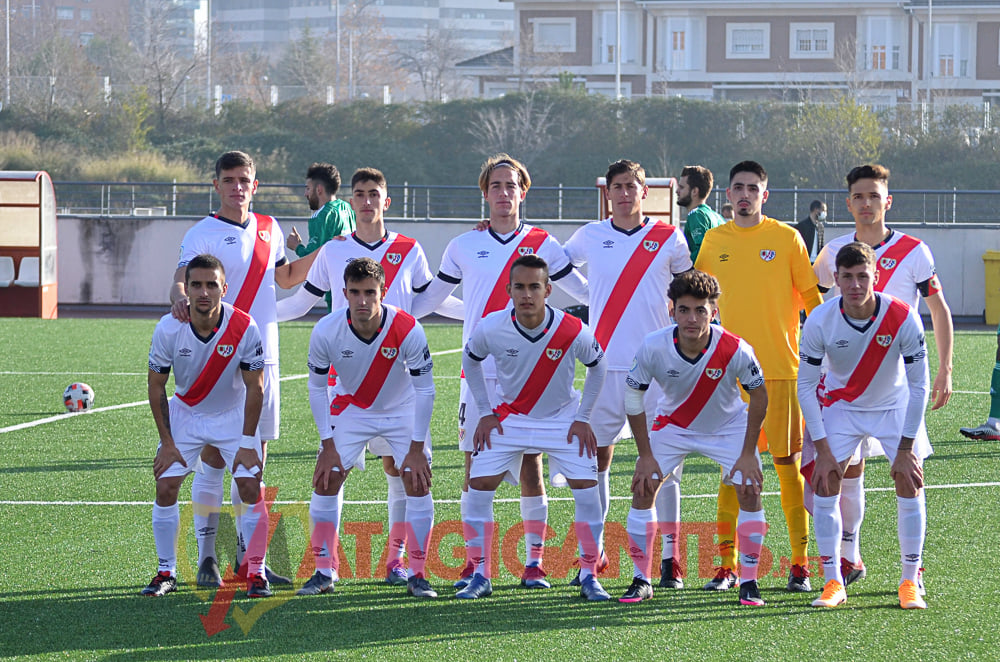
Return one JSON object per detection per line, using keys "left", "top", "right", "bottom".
{"left": 149, "top": 302, "right": 264, "bottom": 414}
{"left": 303, "top": 231, "right": 432, "bottom": 313}
{"left": 178, "top": 212, "right": 286, "bottom": 364}
{"left": 465, "top": 306, "right": 604, "bottom": 423}
{"left": 307, "top": 304, "right": 433, "bottom": 415}
{"left": 564, "top": 218, "right": 692, "bottom": 369}
{"left": 439, "top": 223, "right": 579, "bottom": 379}
{"left": 814, "top": 230, "right": 940, "bottom": 309}
{"left": 798, "top": 293, "right": 927, "bottom": 441}
{"left": 627, "top": 324, "right": 764, "bottom": 435}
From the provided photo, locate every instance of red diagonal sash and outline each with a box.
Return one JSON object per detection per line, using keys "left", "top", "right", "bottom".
{"left": 329, "top": 310, "right": 417, "bottom": 415}
{"left": 874, "top": 234, "right": 920, "bottom": 293}
{"left": 176, "top": 309, "right": 252, "bottom": 407}
{"left": 232, "top": 213, "right": 273, "bottom": 314}
{"left": 380, "top": 234, "right": 417, "bottom": 289}
{"left": 652, "top": 330, "right": 741, "bottom": 430}
{"left": 493, "top": 313, "right": 583, "bottom": 421}
{"left": 594, "top": 221, "right": 676, "bottom": 349}
{"left": 820, "top": 297, "right": 910, "bottom": 407}
{"left": 481, "top": 227, "right": 549, "bottom": 317}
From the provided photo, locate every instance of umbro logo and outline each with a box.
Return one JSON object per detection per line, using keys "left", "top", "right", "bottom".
{"left": 179, "top": 348, "right": 192, "bottom": 357}
{"left": 666, "top": 369, "right": 680, "bottom": 377}
{"left": 341, "top": 350, "right": 354, "bottom": 358}
{"left": 477, "top": 250, "right": 490, "bottom": 259}
{"left": 719, "top": 253, "right": 729, "bottom": 262}
{"left": 505, "top": 348, "right": 519, "bottom": 357}
{"left": 835, "top": 340, "right": 849, "bottom": 348}
{"left": 602, "top": 240, "right": 615, "bottom": 248}
{"left": 225, "top": 236, "right": 237, "bottom": 245}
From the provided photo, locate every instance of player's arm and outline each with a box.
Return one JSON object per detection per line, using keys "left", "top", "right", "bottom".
{"left": 169, "top": 266, "right": 191, "bottom": 322}
{"left": 234, "top": 364, "right": 264, "bottom": 476}
{"left": 148, "top": 368, "right": 185, "bottom": 479}
{"left": 411, "top": 276, "right": 460, "bottom": 321}
{"left": 791, "top": 233, "right": 823, "bottom": 313}
{"left": 730, "top": 381, "right": 767, "bottom": 493}
{"left": 797, "top": 320, "right": 842, "bottom": 494}
{"left": 307, "top": 331, "right": 345, "bottom": 490}
{"left": 276, "top": 252, "right": 316, "bottom": 289}
{"left": 277, "top": 284, "right": 324, "bottom": 321}
{"left": 923, "top": 289, "right": 954, "bottom": 410}
{"left": 893, "top": 317, "right": 930, "bottom": 493}
{"left": 402, "top": 329, "right": 435, "bottom": 493}
{"left": 625, "top": 377, "right": 661, "bottom": 499}
{"left": 462, "top": 336, "right": 501, "bottom": 450}
{"left": 569, "top": 336, "right": 606, "bottom": 458}
{"left": 551, "top": 263, "right": 589, "bottom": 306}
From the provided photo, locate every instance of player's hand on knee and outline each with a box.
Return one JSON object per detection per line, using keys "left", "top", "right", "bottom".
{"left": 474, "top": 415, "right": 501, "bottom": 451}
{"left": 729, "top": 454, "right": 763, "bottom": 495}
{"left": 313, "top": 444, "right": 345, "bottom": 491}
{"left": 810, "top": 442, "right": 843, "bottom": 496}
{"left": 568, "top": 421, "right": 597, "bottom": 458}
{"left": 153, "top": 443, "right": 186, "bottom": 480}
{"left": 402, "top": 450, "right": 432, "bottom": 493}
{"left": 631, "top": 455, "right": 662, "bottom": 498}
{"left": 233, "top": 447, "right": 263, "bottom": 478}
{"left": 890, "top": 448, "right": 924, "bottom": 493}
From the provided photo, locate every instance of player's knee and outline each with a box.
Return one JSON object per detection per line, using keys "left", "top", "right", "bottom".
{"left": 155, "top": 479, "right": 181, "bottom": 506}
{"left": 597, "top": 445, "right": 615, "bottom": 471}
{"left": 200, "top": 445, "right": 225, "bottom": 468}
{"left": 235, "top": 478, "right": 260, "bottom": 504}
{"left": 566, "top": 478, "right": 598, "bottom": 490}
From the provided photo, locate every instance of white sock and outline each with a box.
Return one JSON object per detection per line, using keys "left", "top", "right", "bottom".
{"left": 626, "top": 507, "right": 656, "bottom": 581}
{"left": 596, "top": 469, "right": 611, "bottom": 525}
{"left": 897, "top": 493, "right": 926, "bottom": 584}
{"left": 152, "top": 503, "right": 180, "bottom": 576}
{"left": 231, "top": 476, "right": 246, "bottom": 564}
{"left": 813, "top": 494, "right": 843, "bottom": 584}
{"left": 405, "top": 494, "right": 434, "bottom": 578}
{"left": 464, "top": 488, "right": 496, "bottom": 578}
{"left": 192, "top": 465, "right": 225, "bottom": 565}
{"left": 459, "top": 489, "right": 473, "bottom": 567}
{"left": 386, "top": 474, "right": 407, "bottom": 566}
{"left": 308, "top": 492, "right": 342, "bottom": 578}
{"left": 572, "top": 485, "right": 604, "bottom": 580}
{"left": 520, "top": 494, "right": 548, "bottom": 567}
{"left": 840, "top": 475, "right": 865, "bottom": 564}
{"left": 240, "top": 493, "right": 268, "bottom": 577}
{"left": 736, "top": 509, "right": 767, "bottom": 583}
{"left": 656, "top": 463, "right": 683, "bottom": 560}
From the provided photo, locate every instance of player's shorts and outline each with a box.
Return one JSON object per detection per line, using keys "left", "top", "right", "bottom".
{"left": 468, "top": 414, "right": 598, "bottom": 485}
{"left": 159, "top": 400, "right": 262, "bottom": 480}
{"left": 458, "top": 376, "right": 498, "bottom": 453}
{"left": 259, "top": 363, "right": 280, "bottom": 441}
{"left": 590, "top": 369, "right": 662, "bottom": 447}
{"left": 328, "top": 411, "right": 418, "bottom": 473}
{"left": 368, "top": 424, "right": 433, "bottom": 465}
{"left": 803, "top": 406, "right": 934, "bottom": 466}
{"left": 748, "top": 379, "right": 802, "bottom": 457}
{"left": 650, "top": 419, "right": 762, "bottom": 487}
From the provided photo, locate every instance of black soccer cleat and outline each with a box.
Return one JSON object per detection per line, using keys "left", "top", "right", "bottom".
{"left": 738, "top": 580, "right": 765, "bottom": 606}
{"left": 659, "top": 558, "right": 684, "bottom": 589}
{"left": 141, "top": 571, "right": 177, "bottom": 597}
{"left": 296, "top": 571, "right": 335, "bottom": 596}
{"left": 196, "top": 557, "right": 223, "bottom": 588}
{"left": 247, "top": 573, "right": 272, "bottom": 598}
{"left": 619, "top": 577, "right": 654, "bottom": 603}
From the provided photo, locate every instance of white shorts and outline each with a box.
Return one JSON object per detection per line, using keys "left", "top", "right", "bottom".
{"left": 259, "top": 363, "right": 280, "bottom": 441}
{"left": 458, "top": 376, "right": 498, "bottom": 453}
{"left": 803, "top": 406, "right": 933, "bottom": 467}
{"left": 649, "top": 420, "right": 761, "bottom": 486}
{"left": 159, "top": 400, "right": 262, "bottom": 480}
{"left": 590, "top": 370, "right": 664, "bottom": 447}
{"left": 468, "top": 414, "right": 598, "bottom": 485}
{"left": 328, "top": 411, "right": 418, "bottom": 473}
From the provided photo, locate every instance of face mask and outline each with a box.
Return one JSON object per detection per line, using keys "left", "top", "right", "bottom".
{"left": 817, "top": 212, "right": 827, "bottom": 222}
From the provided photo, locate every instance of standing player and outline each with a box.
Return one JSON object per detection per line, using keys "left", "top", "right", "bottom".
{"left": 297, "top": 257, "right": 438, "bottom": 599}
{"left": 563, "top": 159, "right": 692, "bottom": 588}
{"left": 458, "top": 255, "right": 609, "bottom": 600}
{"left": 620, "top": 270, "right": 767, "bottom": 606}
{"left": 143, "top": 255, "right": 271, "bottom": 598}
{"left": 413, "top": 154, "right": 589, "bottom": 589}
{"left": 696, "top": 161, "right": 823, "bottom": 592}
{"left": 169, "top": 151, "right": 305, "bottom": 588}
{"left": 799, "top": 242, "right": 930, "bottom": 609}
{"left": 812, "top": 164, "right": 952, "bottom": 586}
{"left": 676, "top": 165, "right": 724, "bottom": 263}
{"left": 278, "top": 166, "right": 459, "bottom": 586}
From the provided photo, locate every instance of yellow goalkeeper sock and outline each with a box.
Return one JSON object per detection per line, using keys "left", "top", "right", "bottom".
{"left": 775, "top": 459, "right": 809, "bottom": 566}
{"left": 716, "top": 476, "right": 740, "bottom": 570}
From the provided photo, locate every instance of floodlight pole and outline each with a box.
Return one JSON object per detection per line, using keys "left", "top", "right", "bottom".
{"left": 615, "top": 0, "right": 621, "bottom": 99}
{"left": 5, "top": 0, "right": 10, "bottom": 109}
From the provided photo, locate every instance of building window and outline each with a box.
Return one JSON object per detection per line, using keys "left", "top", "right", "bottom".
{"left": 864, "top": 17, "right": 901, "bottom": 71}
{"left": 80, "top": 8, "right": 92, "bottom": 20}
{"left": 935, "top": 24, "right": 970, "bottom": 77}
{"left": 598, "top": 10, "right": 640, "bottom": 64}
{"left": 658, "top": 16, "right": 697, "bottom": 71}
{"left": 790, "top": 22, "right": 833, "bottom": 59}
{"left": 530, "top": 17, "right": 576, "bottom": 53}
{"left": 79, "top": 32, "right": 94, "bottom": 45}
{"left": 56, "top": 6, "right": 74, "bottom": 20}
{"left": 727, "top": 23, "right": 769, "bottom": 59}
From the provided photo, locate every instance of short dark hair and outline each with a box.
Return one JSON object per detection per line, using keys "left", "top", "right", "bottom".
{"left": 729, "top": 160, "right": 767, "bottom": 185}
{"left": 809, "top": 199, "right": 826, "bottom": 212}
{"left": 509, "top": 254, "right": 549, "bottom": 283}
{"left": 720, "top": 203, "right": 734, "bottom": 214}
{"left": 606, "top": 159, "right": 646, "bottom": 187}
{"left": 307, "top": 162, "right": 342, "bottom": 195}
{"left": 185, "top": 254, "right": 226, "bottom": 283}
{"left": 835, "top": 241, "right": 877, "bottom": 271}
{"left": 680, "top": 165, "right": 713, "bottom": 198}
{"left": 846, "top": 164, "right": 890, "bottom": 191}
{"left": 215, "top": 151, "right": 255, "bottom": 179}
{"left": 343, "top": 256, "right": 385, "bottom": 287}
{"left": 351, "top": 167, "right": 386, "bottom": 191}
{"left": 667, "top": 269, "right": 721, "bottom": 303}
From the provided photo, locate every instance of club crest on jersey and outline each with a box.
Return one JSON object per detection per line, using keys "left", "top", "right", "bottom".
{"left": 643, "top": 239, "right": 660, "bottom": 252}
{"left": 879, "top": 257, "right": 897, "bottom": 270}
{"left": 216, "top": 344, "right": 235, "bottom": 358}
{"left": 381, "top": 347, "right": 399, "bottom": 359}
{"left": 386, "top": 252, "right": 402, "bottom": 265}
{"left": 258, "top": 230, "right": 270, "bottom": 242}
{"left": 546, "top": 348, "right": 563, "bottom": 360}
{"left": 759, "top": 250, "right": 776, "bottom": 262}
{"left": 876, "top": 334, "right": 893, "bottom": 348}
{"left": 705, "top": 368, "right": 723, "bottom": 380}
{"left": 518, "top": 247, "right": 535, "bottom": 256}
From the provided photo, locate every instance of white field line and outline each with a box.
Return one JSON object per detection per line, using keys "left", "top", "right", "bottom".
{"left": 3, "top": 481, "right": 998, "bottom": 507}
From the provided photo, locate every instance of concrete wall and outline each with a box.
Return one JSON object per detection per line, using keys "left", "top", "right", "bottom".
{"left": 56, "top": 215, "right": 998, "bottom": 318}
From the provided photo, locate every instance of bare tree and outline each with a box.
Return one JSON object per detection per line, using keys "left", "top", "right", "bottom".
{"left": 467, "top": 92, "right": 557, "bottom": 166}
{"left": 394, "top": 28, "right": 470, "bottom": 102}
{"left": 507, "top": 27, "right": 569, "bottom": 92}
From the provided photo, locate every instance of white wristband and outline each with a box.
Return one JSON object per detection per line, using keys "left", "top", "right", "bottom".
{"left": 239, "top": 434, "right": 257, "bottom": 449}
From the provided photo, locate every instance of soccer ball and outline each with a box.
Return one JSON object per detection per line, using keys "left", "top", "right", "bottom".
{"left": 63, "top": 382, "right": 95, "bottom": 412}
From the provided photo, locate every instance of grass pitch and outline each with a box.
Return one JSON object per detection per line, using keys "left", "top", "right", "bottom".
{"left": 0, "top": 318, "right": 998, "bottom": 661}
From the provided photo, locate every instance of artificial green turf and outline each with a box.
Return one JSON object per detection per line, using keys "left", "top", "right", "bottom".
{"left": 0, "top": 320, "right": 998, "bottom": 661}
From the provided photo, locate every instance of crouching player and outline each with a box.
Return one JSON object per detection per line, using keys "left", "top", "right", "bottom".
{"left": 298, "top": 257, "right": 438, "bottom": 599}
{"left": 620, "top": 269, "right": 769, "bottom": 606}
{"left": 143, "top": 254, "right": 271, "bottom": 598}
{"left": 459, "top": 254, "right": 609, "bottom": 600}
{"left": 799, "top": 242, "right": 930, "bottom": 609}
